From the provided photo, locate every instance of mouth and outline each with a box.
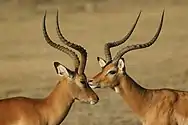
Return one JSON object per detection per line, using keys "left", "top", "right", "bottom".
{"left": 78, "top": 99, "right": 98, "bottom": 105}
{"left": 88, "top": 82, "right": 101, "bottom": 89}
{"left": 89, "top": 100, "right": 98, "bottom": 105}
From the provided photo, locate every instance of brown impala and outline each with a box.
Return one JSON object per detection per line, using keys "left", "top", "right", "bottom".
{"left": 0, "top": 11, "right": 99, "bottom": 125}
{"left": 89, "top": 10, "right": 188, "bottom": 125}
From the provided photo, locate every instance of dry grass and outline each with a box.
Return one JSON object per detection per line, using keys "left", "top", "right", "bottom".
{"left": 0, "top": 2, "right": 188, "bottom": 125}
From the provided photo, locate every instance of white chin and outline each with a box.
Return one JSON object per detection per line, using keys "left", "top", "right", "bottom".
{"left": 90, "top": 85, "right": 98, "bottom": 89}
{"left": 90, "top": 101, "right": 96, "bottom": 105}
{"left": 88, "top": 82, "right": 99, "bottom": 89}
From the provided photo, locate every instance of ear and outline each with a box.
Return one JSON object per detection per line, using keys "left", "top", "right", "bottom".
{"left": 54, "top": 62, "right": 71, "bottom": 77}
{"left": 117, "top": 58, "right": 125, "bottom": 71}
{"left": 97, "top": 57, "right": 106, "bottom": 68}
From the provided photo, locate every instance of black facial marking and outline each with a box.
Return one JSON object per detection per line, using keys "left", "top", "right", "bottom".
{"left": 102, "top": 60, "right": 113, "bottom": 69}
{"left": 108, "top": 70, "right": 117, "bottom": 75}
{"left": 80, "top": 81, "right": 86, "bottom": 84}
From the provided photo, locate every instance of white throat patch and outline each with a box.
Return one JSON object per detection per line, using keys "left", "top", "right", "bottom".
{"left": 114, "top": 86, "right": 120, "bottom": 94}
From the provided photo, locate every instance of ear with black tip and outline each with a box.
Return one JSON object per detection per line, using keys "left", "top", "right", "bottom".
{"left": 117, "top": 58, "right": 125, "bottom": 71}
{"left": 54, "top": 62, "right": 73, "bottom": 77}
{"left": 97, "top": 57, "right": 106, "bottom": 68}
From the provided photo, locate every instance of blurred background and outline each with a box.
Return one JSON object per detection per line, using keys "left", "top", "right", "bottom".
{"left": 0, "top": 0, "right": 188, "bottom": 125}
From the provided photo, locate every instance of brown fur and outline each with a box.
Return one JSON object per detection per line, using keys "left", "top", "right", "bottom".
{"left": 90, "top": 60, "right": 188, "bottom": 125}
{"left": 0, "top": 75, "right": 98, "bottom": 125}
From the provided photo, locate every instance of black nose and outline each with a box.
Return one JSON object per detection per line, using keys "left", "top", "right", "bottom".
{"left": 96, "top": 95, "right": 99, "bottom": 101}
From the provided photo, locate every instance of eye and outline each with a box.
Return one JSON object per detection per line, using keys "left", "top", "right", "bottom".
{"left": 108, "top": 70, "right": 117, "bottom": 75}
{"left": 79, "top": 80, "right": 87, "bottom": 88}
{"left": 80, "top": 81, "right": 86, "bottom": 84}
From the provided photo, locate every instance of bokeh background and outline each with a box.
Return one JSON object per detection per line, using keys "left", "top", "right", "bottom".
{"left": 0, "top": 0, "right": 188, "bottom": 125}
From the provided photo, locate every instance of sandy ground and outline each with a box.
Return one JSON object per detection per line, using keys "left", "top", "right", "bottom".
{"left": 0, "top": 3, "right": 188, "bottom": 125}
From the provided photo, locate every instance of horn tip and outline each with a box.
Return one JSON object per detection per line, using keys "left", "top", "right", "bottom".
{"left": 56, "top": 9, "right": 59, "bottom": 16}
{"left": 139, "top": 10, "right": 142, "bottom": 14}
{"left": 137, "top": 10, "right": 142, "bottom": 18}
{"left": 56, "top": 9, "right": 60, "bottom": 25}
{"left": 43, "top": 10, "right": 47, "bottom": 27}
{"left": 161, "top": 9, "right": 165, "bottom": 18}
{"left": 44, "top": 10, "right": 47, "bottom": 18}
{"left": 162, "top": 8, "right": 165, "bottom": 13}
{"left": 161, "top": 9, "right": 165, "bottom": 21}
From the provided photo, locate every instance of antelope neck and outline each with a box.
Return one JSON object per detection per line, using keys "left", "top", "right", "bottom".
{"left": 40, "top": 78, "right": 74, "bottom": 125}
{"left": 116, "top": 73, "right": 150, "bottom": 117}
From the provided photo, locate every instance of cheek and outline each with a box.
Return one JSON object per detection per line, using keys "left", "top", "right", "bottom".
{"left": 101, "top": 75, "right": 113, "bottom": 86}
{"left": 112, "top": 75, "right": 119, "bottom": 85}
{"left": 101, "top": 75, "right": 109, "bottom": 83}
{"left": 76, "top": 82, "right": 84, "bottom": 88}
{"left": 106, "top": 75, "right": 119, "bottom": 87}
{"left": 95, "top": 74, "right": 115, "bottom": 87}
{"left": 70, "top": 84, "right": 81, "bottom": 96}
{"left": 107, "top": 74, "right": 117, "bottom": 82}
{"left": 77, "top": 89, "right": 91, "bottom": 100}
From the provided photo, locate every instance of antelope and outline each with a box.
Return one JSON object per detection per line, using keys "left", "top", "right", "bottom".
{"left": 89, "top": 10, "right": 188, "bottom": 125}
{"left": 0, "top": 11, "right": 99, "bottom": 125}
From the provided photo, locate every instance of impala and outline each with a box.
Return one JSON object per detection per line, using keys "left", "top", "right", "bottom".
{"left": 89, "top": 11, "right": 187, "bottom": 125}
{"left": 0, "top": 11, "right": 99, "bottom": 125}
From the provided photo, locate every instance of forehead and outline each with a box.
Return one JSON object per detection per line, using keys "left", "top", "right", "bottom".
{"left": 103, "top": 63, "right": 116, "bottom": 71}
{"left": 77, "top": 73, "right": 87, "bottom": 80}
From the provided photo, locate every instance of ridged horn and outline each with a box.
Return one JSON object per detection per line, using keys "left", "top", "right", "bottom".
{"left": 56, "top": 10, "right": 87, "bottom": 74}
{"left": 43, "top": 11, "right": 80, "bottom": 72}
{"left": 104, "top": 11, "right": 142, "bottom": 62}
{"left": 113, "top": 10, "right": 164, "bottom": 63}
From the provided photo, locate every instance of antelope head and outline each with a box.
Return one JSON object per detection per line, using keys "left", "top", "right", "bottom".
{"left": 43, "top": 11, "right": 99, "bottom": 105}
{"left": 89, "top": 11, "right": 164, "bottom": 92}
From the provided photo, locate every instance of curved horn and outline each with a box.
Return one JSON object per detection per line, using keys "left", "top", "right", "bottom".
{"left": 43, "top": 11, "right": 80, "bottom": 72}
{"left": 56, "top": 10, "right": 87, "bottom": 74}
{"left": 104, "top": 11, "right": 142, "bottom": 62}
{"left": 113, "top": 10, "right": 164, "bottom": 63}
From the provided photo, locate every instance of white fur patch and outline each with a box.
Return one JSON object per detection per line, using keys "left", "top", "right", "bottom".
{"left": 98, "top": 57, "right": 106, "bottom": 68}
{"left": 57, "top": 65, "right": 69, "bottom": 76}
{"left": 174, "top": 112, "right": 188, "bottom": 125}
{"left": 114, "top": 86, "right": 120, "bottom": 93}
{"left": 118, "top": 59, "right": 125, "bottom": 70}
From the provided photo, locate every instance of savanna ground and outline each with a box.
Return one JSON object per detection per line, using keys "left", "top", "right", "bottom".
{"left": 0, "top": 0, "right": 188, "bottom": 125}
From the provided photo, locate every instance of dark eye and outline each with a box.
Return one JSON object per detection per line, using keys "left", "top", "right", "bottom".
{"left": 80, "top": 81, "right": 86, "bottom": 84}
{"left": 108, "top": 70, "right": 117, "bottom": 75}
